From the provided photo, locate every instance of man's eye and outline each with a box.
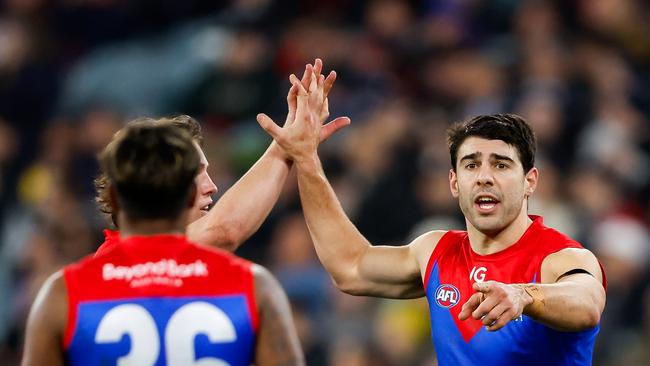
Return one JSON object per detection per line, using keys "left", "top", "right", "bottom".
{"left": 466, "top": 163, "right": 477, "bottom": 169}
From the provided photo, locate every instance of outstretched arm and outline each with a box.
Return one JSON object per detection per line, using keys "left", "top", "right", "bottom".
{"left": 253, "top": 264, "right": 304, "bottom": 366}
{"left": 22, "top": 271, "right": 67, "bottom": 366}
{"left": 257, "top": 65, "right": 431, "bottom": 299}
{"left": 187, "top": 60, "right": 349, "bottom": 251}
{"left": 459, "top": 248, "right": 606, "bottom": 332}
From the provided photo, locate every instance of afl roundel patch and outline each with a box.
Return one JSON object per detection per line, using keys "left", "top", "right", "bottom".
{"left": 435, "top": 284, "right": 460, "bottom": 308}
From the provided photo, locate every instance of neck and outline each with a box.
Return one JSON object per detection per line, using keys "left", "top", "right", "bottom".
{"left": 466, "top": 207, "right": 533, "bottom": 256}
{"left": 117, "top": 214, "right": 188, "bottom": 239}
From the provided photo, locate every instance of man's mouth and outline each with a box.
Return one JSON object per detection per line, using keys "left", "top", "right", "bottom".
{"left": 200, "top": 202, "right": 213, "bottom": 212}
{"left": 474, "top": 195, "right": 500, "bottom": 213}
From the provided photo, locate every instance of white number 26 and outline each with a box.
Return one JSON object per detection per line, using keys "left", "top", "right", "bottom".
{"left": 95, "top": 302, "right": 236, "bottom": 366}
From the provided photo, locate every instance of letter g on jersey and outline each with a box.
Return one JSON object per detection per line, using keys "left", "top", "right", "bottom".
{"left": 435, "top": 284, "right": 460, "bottom": 308}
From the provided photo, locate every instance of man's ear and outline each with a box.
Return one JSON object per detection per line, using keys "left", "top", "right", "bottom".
{"left": 449, "top": 169, "right": 459, "bottom": 198}
{"left": 525, "top": 167, "right": 539, "bottom": 197}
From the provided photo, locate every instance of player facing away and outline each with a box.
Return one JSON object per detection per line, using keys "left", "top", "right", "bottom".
{"left": 257, "top": 74, "right": 607, "bottom": 365}
{"left": 22, "top": 122, "right": 304, "bottom": 365}
{"left": 93, "top": 59, "right": 349, "bottom": 254}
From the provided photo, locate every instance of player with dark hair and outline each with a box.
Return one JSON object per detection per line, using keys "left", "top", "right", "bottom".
{"left": 22, "top": 120, "right": 305, "bottom": 365}
{"left": 258, "top": 102, "right": 607, "bottom": 365}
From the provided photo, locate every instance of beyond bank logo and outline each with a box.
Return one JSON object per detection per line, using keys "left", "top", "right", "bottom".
{"left": 435, "top": 284, "right": 460, "bottom": 308}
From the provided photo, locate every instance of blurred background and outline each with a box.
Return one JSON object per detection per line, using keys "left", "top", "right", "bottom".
{"left": 0, "top": 0, "right": 649, "bottom": 365}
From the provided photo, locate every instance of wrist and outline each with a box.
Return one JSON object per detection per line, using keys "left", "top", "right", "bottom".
{"left": 267, "top": 141, "right": 293, "bottom": 166}
{"left": 514, "top": 284, "right": 545, "bottom": 317}
{"left": 294, "top": 153, "right": 321, "bottom": 172}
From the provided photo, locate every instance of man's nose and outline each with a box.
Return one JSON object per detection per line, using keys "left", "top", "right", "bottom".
{"left": 199, "top": 173, "right": 218, "bottom": 196}
{"left": 475, "top": 165, "right": 494, "bottom": 186}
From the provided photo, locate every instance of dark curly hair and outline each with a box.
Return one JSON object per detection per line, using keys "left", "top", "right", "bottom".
{"left": 446, "top": 114, "right": 537, "bottom": 173}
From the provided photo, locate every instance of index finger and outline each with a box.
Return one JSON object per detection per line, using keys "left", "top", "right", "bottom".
{"left": 473, "top": 281, "right": 493, "bottom": 294}
{"left": 458, "top": 292, "right": 483, "bottom": 320}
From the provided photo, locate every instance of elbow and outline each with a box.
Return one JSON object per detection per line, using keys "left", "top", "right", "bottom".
{"left": 331, "top": 275, "right": 365, "bottom": 296}
{"left": 581, "top": 307, "right": 601, "bottom": 329}
{"left": 198, "top": 221, "right": 244, "bottom": 253}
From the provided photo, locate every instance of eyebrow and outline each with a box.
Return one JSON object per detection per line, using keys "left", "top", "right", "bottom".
{"left": 459, "top": 152, "right": 515, "bottom": 163}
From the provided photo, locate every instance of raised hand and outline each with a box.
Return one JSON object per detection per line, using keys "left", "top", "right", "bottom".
{"left": 257, "top": 64, "right": 328, "bottom": 163}
{"left": 257, "top": 59, "right": 350, "bottom": 145}
{"left": 458, "top": 281, "right": 533, "bottom": 331}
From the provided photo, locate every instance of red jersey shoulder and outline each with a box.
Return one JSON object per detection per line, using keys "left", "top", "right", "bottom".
{"left": 534, "top": 223, "right": 584, "bottom": 255}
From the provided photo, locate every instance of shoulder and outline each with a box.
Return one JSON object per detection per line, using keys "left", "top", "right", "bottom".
{"left": 536, "top": 222, "right": 584, "bottom": 250}
{"left": 29, "top": 270, "right": 68, "bottom": 335}
{"left": 250, "top": 264, "right": 287, "bottom": 310}
{"left": 410, "top": 229, "right": 465, "bottom": 266}
{"left": 540, "top": 247, "right": 604, "bottom": 285}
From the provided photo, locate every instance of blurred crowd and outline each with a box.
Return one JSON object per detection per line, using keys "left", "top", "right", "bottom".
{"left": 1, "top": 0, "right": 649, "bottom": 365}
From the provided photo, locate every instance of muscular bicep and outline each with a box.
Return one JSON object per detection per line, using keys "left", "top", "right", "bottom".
{"left": 343, "top": 231, "right": 445, "bottom": 299}
{"left": 541, "top": 248, "right": 604, "bottom": 285}
{"left": 541, "top": 248, "right": 606, "bottom": 313}
{"left": 22, "top": 271, "right": 67, "bottom": 366}
{"left": 252, "top": 265, "right": 304, "bottom": 366}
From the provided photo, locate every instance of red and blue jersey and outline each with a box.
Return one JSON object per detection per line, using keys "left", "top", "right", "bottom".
{"left": 63, "top": 233, "right": 258, "bottom": 366}
{"left": 423, "top": 216, "right": 605, "bottom": 365}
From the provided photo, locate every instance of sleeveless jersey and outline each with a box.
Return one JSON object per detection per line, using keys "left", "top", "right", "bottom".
{"left": 63, "top": 234, "right": 258, "bottom": 366}
{"left": 423, "top": 216, "right": 604, "bottom": 366}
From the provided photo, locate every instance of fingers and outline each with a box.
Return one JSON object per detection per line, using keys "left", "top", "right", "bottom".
{"left": 323, "top": 70, "right": 337, "bottom": 98}
{"left": 290, "top": 73, "right": 308, "bottom": 94}
{"left": 256, "top": 113, "right": 283, "bottom": 141}
{"left": 320, "top": 116, "right": 351, "bottom": 142}
{"left": 480, "top": 303, "right": 508, "bottom": 327}
{"left": 485, "top": 307, "right": 517, "bottom": 332}
{"left": 286, "top": 82, "right": 298, "bottom": 114}
{"left": 300, "top": 64, "right": 311, "bottom": 90}
{"left": 313, "top": 58, "right": 323, "bottom": 79}
{"left": 458, "top": 292, "right": 483, "bottom": 320}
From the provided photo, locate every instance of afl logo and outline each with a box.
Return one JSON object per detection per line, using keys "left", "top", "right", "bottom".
{"left": 435, "top": 284, "right": 460, "bottom": 308}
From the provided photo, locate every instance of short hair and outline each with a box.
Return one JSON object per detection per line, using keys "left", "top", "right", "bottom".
{"left": 446, "top": 114, "right": 537, "bottom": 173}
{"left": 97, "top": 119, "right": 200, "bottom": 221}
{"left": 95, "top": 115, "right": 203, "bottom": 221}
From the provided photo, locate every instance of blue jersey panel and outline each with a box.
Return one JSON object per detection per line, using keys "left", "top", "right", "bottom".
{"left": 426, "top": 263, "right": 599, "bottom": 366}
{"left": 66, "top": 296, "right": 255, "bottom": 366}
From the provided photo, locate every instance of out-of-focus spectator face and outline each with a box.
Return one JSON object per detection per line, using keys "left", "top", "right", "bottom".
{"left": 76, "top": 109, "right": 123, "bottom": 154}
{"left": 515, "top": 0, "right": 560, "bottom": 42}
{"left": 0, "top": 19, "right": 30, "bottom": 74}
{"left": 577, "top": 0, "right": 635, "bottom": 33}
{"left": 270, "top": 213, "right": 315, "bottom": 267}
{"left": 424, "top": 51, "right": 503, "bottom": 103}
{"left": 223, "top": 31, "right": 269, "bottom": 74}
{"left": 365, "top": 0, "right": 412, "bottom": 41}
{"left": 517, "top": 95, "right": 562, "bottom": 146}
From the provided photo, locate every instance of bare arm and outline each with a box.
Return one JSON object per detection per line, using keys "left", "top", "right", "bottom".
{"left": 295, "top": 155, "right": 430, "bottom": 298}
{"left": 22, "top": 271, "right": 67, "bottom": 366}
{"left": 257, "top": 66, "right": 431, "bottom": 299}
{"left": 188, "top": 60, "right": 350, "bottom": 252}
{"left": 187, "top": 142, "right": 292, "bottom": 251}
{"left": 459, "top": 248, "right": 606, "bottom": 332}
{"left": 252, "top": 264, "right": 304, "bottom": 366}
